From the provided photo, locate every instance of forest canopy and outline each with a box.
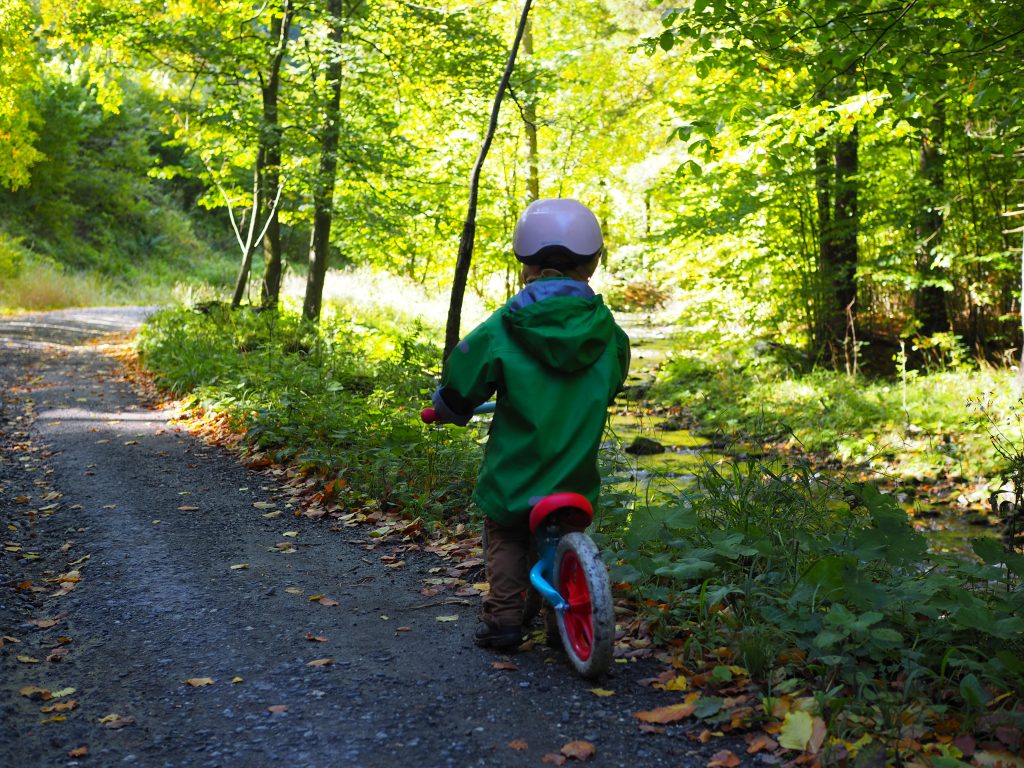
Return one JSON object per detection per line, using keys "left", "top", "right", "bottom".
{"left": 0, "top": 0, "right": 1022, "bottom": 365}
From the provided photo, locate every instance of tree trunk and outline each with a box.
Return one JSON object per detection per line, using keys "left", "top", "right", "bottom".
{"left": 443, "top": 0, "right": 535, "bottom": 360}
{"left": 522, "top": 16, "right": 539, "bottom": 204}
{"left": 302, "top": 0, "right": 344, "bottom": 324}
{"left": 914, "top": 102, "right": 948, "bottom": 336}
{"left": 259, "top": 1, "right": 294, "bottom": 309}
{"left": 231, "top": 167, "right": 263, "bottom": 307}
{"left": 813, "top": 128, "right": 859, "bottom": 364}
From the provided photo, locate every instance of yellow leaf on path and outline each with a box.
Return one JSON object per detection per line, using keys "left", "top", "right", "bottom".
{"left": 778, "top": 710, "right": 814, "bottom": 751}
{"left": 231, "top": 677, "right": 244, "bottom": 684}
{"left": 435, "top": 615, "right": 459, "bottom": 622}
{"left": 51, "top": 687, "right": 76, "bottom": 698}
{"left": 286, "top": 587, "right": 303, "bottom": 595}
{"left": 560, "top": 740, "right": 596, "bottom": 761}
{"left": 184, "top": 677, "right": 214, "bottom": 687}
{"left": 16, "top": 654, "right": 40, "bottom": 664}
{"left": 261, "top": 511, "right": 282, "bottom": 519}
{"left": 282, "top": 531, "right": 298, "bottom": 538}
{"left": 19, "top": 686, "right": 51, "bottom": 700}
{"left": 230, "top": 564, "right": 248, "bottom": 570}
{"left": 508, "top": 739, "right": 529, "bottom": 750}
{"left": 253, "top": 501, "right": 275, "bottom": 509}
{"left": 177, "top": 505, "right": 199, "bottom": 511}
{"left": 663, "top": 675, "right": 688, "bottom": 691}
{"left": 633, "top": 692, "right": 701, "bottom": 724}
{"left": 307, "top": 658, "right": 334, "bottom": 667}
{"left": 588, "top": 688, "right": 615, "bottom": 697}
{"left": 41, "top": 699, "right": 79, "bottom": 713}
{"left": 98, "top": 714, "right": 134, "bottom": 729}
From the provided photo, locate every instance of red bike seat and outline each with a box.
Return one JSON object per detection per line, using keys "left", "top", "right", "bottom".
{"left": 529, "top": 492, "right": 593, "bottom": 533}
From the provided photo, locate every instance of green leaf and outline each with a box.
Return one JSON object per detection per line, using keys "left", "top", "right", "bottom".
{"left": 959, "top": 673, "right": 991, "bottom": 709}
{"left": 659, "top": 30, "right": 674, "bottom": 52}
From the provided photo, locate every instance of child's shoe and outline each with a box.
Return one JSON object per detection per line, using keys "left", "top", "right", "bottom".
{"left": 474, "top": 621, "right": 523, "bottom": 649}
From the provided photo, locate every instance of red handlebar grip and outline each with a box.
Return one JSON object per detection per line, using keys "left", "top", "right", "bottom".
{"left": 420, "top": 407, "right": 438, "bottom": 424}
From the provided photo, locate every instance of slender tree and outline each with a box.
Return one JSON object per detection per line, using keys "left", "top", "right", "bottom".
{"left": 444, "top": 0, "right": 534, "bottom": 359}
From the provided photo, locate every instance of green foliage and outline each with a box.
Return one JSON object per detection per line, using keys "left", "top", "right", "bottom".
{"left": 599, "top": 451, "right": 1023, "bottom": 729}
{"left": 136, "top": 305, "right": 483, "bottom": 524}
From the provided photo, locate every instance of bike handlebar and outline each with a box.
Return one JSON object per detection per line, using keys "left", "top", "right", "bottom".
{"left": 421, "top": 401, "right": 496, "bottom": 424}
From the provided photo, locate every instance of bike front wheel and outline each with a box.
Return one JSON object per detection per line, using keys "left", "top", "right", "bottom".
{"left": 554, "top": 532, "right": 614, "bottom": 679}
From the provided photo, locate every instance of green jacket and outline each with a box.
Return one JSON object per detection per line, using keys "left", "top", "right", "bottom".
{"left": 434, "top": 278, "right": 630, "bottom": 526}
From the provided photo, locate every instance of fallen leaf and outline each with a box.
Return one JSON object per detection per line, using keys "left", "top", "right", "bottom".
{"left": 561, "top": 740, "right": 596, "bottom": 761}
{"left": 588, "top": 688, "right": 615, "bottom": 697}
{"left": 47, "top": 647, "right": 71, "bottom": 663}
{"left": 184, "top": 677, "right": 215, "bottom": 687}
{"left": 317, "top": 597, "right": 339, "bottom": 607}
{"left": 435, "top": 615, "right": 459, "bottom": 622}
{"left": 633, "top": 693, "right": 701, "bottom": 724}
{"left": 267, "top": 705, "right": 288, "bottom": 714}
{"left": 778, "top": 710, "right": 814, "bottom": 751}
{"left": 286, "top": 587, "right": 303, "bottom": 595}
{"left": 231, "top": 677, "right": 244, "bottom": 684}
{"left": 19, "top": 686, "right": 52, "bottom": 701}
{"left": 973, "top": 750, "right": 1024, "bottom": 768}
{"left": 98, "top": 714, "right": 134, "bottom": 729}
{"left": 282, "top": 531, "right": 299, "bottom": 538}
{"left": 746, "top": 732, "right": 779, "bottom": 754}
{"left": 707, "top": 750, "right": 741, "bottom": 768}
{"left": 261, "top": 511, "right": 282, "bottom": 519}
{"left": 492, "top": 661, "right": 519, "bottom": 671}
{"left": 41, "top": 699, "right": 79, "bottom": 713}
{"left": 16, "top": 654, "right": 40, "bottom": 664}
{"left": 638, "top": 725, "right": 666, "bottom": 735}
{"left": 177, "top": 505, "right": 199, "bottom": 511}
{"left": 67, "top": 746, "right": 88, "bottom": 758}
{"left": 51, "top": 687, "right": 76, "bottom": 698}
{"left": 253, "top": 501, "right": 275, "bottom": 509}
{"left": 30, "top": 617, "right": 60, "bottom": 628}
{"left": 306, "top": 658, "right": 334, "bottom": 667}
{"left": 229, "top": 564, "right": 249, "bottom": 570}
{"left": 305, "top": 633, "right": 328, "bottom": 642}
{"left": 542, "top": 754, "right": 567, "bottom": 766}
{"left": 508, "top": 739, "right": 529, "bottom": 751}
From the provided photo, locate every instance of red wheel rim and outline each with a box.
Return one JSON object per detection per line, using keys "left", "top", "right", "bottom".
{"left": 558, "top": 550, "right": 593, "bottom": 661}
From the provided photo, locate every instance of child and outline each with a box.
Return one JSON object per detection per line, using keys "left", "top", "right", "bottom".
{"left": 430, "top": 198, "right": 630, "bottom": 649}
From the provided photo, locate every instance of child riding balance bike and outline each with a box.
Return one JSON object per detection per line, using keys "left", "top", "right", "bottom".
{"left": 422, "top": 198, "right": 630, "bottom": 679}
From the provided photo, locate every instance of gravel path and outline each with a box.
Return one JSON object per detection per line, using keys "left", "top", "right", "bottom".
{"left": 0, "top": 307, "right": 736, "bottom": 768}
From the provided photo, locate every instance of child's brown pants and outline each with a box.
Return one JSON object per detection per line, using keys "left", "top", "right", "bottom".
{"left": 481, "top": 517, "right": 531, "bottom": 627}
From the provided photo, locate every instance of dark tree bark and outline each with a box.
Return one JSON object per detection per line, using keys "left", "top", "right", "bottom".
{"left": 914, "top": 103, "right": 948, "bottom": 336}
{"left": 259, "top": 1, "right": 295, "bottom": 309}
{"left": 813, "top": 128, "right": 860, "bottom": 365}
{"left": 443, "top": 0, "right": 535, "bottom": 360}
{"left": 302, "top": 0, "right": 344, "bottom": 323}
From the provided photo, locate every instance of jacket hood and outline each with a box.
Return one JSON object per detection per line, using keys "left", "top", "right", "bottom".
{"left": 502, "top": 279, "right": 614, "bottom": 372}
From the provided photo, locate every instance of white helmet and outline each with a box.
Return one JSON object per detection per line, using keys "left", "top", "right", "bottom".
{"left": 512, "top": 198, "right": 604, "bottom": 267}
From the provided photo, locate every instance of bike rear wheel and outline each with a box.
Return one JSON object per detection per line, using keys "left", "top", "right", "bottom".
{"left": 554, "top": 532, "right": 614, "bottom": 678}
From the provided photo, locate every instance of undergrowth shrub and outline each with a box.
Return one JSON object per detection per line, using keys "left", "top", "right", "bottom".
{"left": 597, "top": 453, "right": 1024, "bottom": 742}
{"left": 136, "top": 305, "right": 483, "bottom": 525}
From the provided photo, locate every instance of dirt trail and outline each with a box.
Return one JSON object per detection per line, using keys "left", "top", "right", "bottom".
{"left": 0, "top": 308, "right": 741, "bottom": 767}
